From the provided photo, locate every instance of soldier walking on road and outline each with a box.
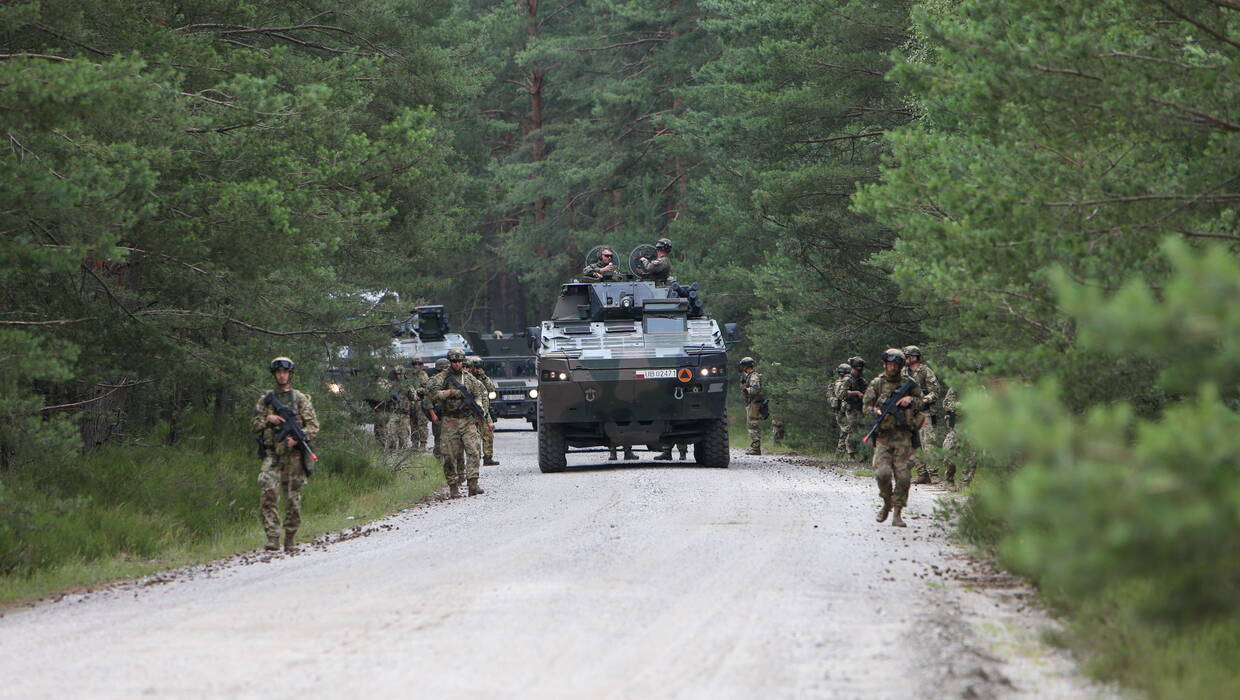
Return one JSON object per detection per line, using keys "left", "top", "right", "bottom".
{"left": 863, "top": 349, "right": 924, "bottom": 528}
{"left": 250, "top": 357, "right": 320, "bottom": 552}
{"left": 426, "top": 349, "right": 488, "bottom": 498}
{"left": 469, "top": 355, "right": 499, "bottom": 466}
{"left": 902, "top": 345, "right": 941, "bottom": 484}
{"left": 408, "top": 358, "right": 430, "bottom": 451}
{"left": 828, "top": 363, "right": 851, "bottom": 456}
{"left": 941, "top": 387, "right": 973, "bottom": 487}
{"left": 834, "top": 357, "right": 867, "bottom": 460}
{"left": 429, "top": 357, "right": 449, "bottom": 460}
{"left": 739, "top": 357, "right": 765, "bottom": 455}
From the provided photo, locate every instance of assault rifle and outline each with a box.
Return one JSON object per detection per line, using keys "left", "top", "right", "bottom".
{"left": 258, "top": 392, "right": 318, "bottom": 476}
{"left": 445, "top": 373, "right": 487, "bottom": 421}
{"left": 843, "top": 373, "right": 865, "bottom": 406}
{"left": 862, "top": 379, "right": 919, "bottom": 448}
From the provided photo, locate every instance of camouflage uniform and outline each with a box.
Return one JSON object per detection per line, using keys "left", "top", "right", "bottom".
{"left": 828, "top": 373, "right": 847, "bottom": 456}
{"left": 250, "top": 388, "right": 320, "bottom": 549}
{"left": 389, "top": 370, "right": 418, "bottom": 450}
{"left": 740, "top": 364, "right": 765, "bottom": 455}
{"left": 863, "top": 368, "right": 923, "bottom": 522}
{"left": 408, "top": 365, "right": 430, "bottom": 451}
{"left": 902, "top": 358, "right": 941, "bottom": 482}
{"left": 426, "top": 362, "right": 487, "bottom": 493}
{"left": 470, "top": 359, "right": 499, "bottom": 465}
{"left": 429, "top": 358, "right": 449, "bottom": 459}
{"left": 642, "top": 255, "right": 671, "bottom": 284}
{"left": 834, "top": 370, "right": 867, "bottom": 459}
{"left": 941, "top": 387, "right": 973, "bottom": 486}
{"left": 581, "top": 261, "right": 625, "bottom": 282}
{"left": 373, "top": 375, "right": 405, "bottom": 451}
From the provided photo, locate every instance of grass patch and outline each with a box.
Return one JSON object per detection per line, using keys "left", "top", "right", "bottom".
{"left": 0, "top": 410, "right": 442, "bottom": 604}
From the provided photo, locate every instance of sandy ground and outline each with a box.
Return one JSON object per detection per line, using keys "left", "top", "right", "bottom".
{"left": 0, "top": 422, "right": 1117, "bottom": 699}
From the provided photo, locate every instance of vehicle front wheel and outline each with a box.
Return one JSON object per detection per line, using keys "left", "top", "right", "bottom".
{"left": 694, "top": 413, "right": 730, "bottom": 468}
{"left": 537, "top": 416, "right": 567, "bottom": 473}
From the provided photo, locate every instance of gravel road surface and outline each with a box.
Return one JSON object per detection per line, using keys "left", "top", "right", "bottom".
{"left": 1, "top": 423, "right": 1114, "bottom": 698}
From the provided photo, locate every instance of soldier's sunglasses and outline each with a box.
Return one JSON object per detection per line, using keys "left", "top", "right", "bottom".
{"left": 600, "top": 252, "right": 613, "bottom": 258}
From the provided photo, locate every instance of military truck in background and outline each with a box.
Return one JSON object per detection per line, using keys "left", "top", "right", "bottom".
{"left": 533, "top": 278, "right": 740, "bottom": 472}
{"left": 468, "top": 331, "right": 539, "bottom": 429}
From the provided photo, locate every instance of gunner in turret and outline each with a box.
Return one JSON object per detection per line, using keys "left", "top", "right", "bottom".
{"left": 637, "top": 238, "right": 673, "bottom": 284}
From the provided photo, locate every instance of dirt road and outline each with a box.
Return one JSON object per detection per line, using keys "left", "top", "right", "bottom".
{"left": 1, "top": 424, "right": 1113, "bottom": 698}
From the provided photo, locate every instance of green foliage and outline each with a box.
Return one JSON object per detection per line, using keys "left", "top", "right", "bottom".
{"left": 963, "top": 240, "right": 1240, "bottom": 624}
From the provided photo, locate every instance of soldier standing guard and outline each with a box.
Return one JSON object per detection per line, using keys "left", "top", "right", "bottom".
{"left": 834, "top": 356, "right": 867, "bottom": 460}
{"left": 739, "top": 356, "right": 765, "bottom": 455}
{"left": 863, "top": 349, "right": 924, "bottom": 528}
{"left": 250, "top": 357, "right": 320, "bottom": 552}
{"left": 426, "top": 349, "right": 488, "bottom": 498}
{"left": 469, "top": 356, "right": 500, "bottom": 466}
{"left": 902, "top": 345, "right": 941, "bottom": 484}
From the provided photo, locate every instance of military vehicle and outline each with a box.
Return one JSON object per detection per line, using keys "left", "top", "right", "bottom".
{"left": 393, "top": 305, "right": 473, "bottom": 364}
{"left": 534, "top": 265, "right": 740, "bottom": 472}
{"left": 468, "top": 331, "right": 539, "bottom": 429}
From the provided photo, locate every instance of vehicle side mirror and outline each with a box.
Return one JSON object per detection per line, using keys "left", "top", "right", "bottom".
{"left": 723, "top": 323, "right": 742, "bottom": 344}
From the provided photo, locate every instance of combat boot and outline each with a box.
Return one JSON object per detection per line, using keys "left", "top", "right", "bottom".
{"left": 483, "top": 457, "right": 499, "bottom": 466}
{"left": 264, "top": 536, "right": 280, "bottom": 552}
{"left": 876, "top": 497, "right": 891, "bottom": 523}
{"left": 745, "top": 447, "right": 761, "bottom": 456}
{"left": 653, "top": 450, "right": 673, "bottom": 461}
{"left": 283, "top": 532, "right": 297, "bottom": 553}
{"left": 449, "top": 482, "right": 461, "bottom": 499}
{"left": 913, "top": 471, "right": 932, "bottom": 485}
{"left": 467, "top": 478, "right": 485, "bottom": 496}
{"left": 624, "top": 448, "right": 638, "bottom": 460}
{"left": 891, "top": 507, "right": 906, "bottom": 528}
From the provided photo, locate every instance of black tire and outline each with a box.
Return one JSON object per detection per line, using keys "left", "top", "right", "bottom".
{"left": 694, "top": 413, "right": 730, "bottom": 468}
{"left": 537, "top": 407, "right": 567, "bottom": 473}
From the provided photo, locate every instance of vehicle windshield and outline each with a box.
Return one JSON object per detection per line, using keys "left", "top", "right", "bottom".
{"left": 483, "top": 358, "right": 536, "bottom": 379}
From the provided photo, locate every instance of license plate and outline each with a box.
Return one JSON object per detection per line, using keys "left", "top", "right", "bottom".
{"left": 634, "top": 369, "right": 676, "bottom": 379}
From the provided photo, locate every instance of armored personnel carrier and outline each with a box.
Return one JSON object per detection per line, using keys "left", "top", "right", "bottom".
{"left": 534, "top": 277, "right": 739, "bottom": 472}
{"left": 393, "top": 305, "right": 472, "bottom": 363}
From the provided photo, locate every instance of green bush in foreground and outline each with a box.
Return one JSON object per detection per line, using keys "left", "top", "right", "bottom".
{"left": 0, "top": 411, "right": 434, "bottom": 582}
{"left": 957, "top": 240, "right": 1240, "bottom": 695}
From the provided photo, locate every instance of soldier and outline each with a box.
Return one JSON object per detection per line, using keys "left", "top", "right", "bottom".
{"left": 371, "top": 368, "right": 400, "bottom": 452}
{"left": 863, "top": 348, "right": 924, "bottom": 528}
{"left": 408, "top": 358, "right": 430, "bottom": 451}
{"left": 637, "top": 238, "right": 673, "bottom": 284}
{"left": 250, "top": 357, "right": 320, "bottom": 552}
{"left": 469, "top": 355, "right": 500, "bottom": 466}
{"left": 389, "top": 365, "right": 414, "bottom": 451}
{"left": 739, "top": 356, "right": 765, "bottom": 455}
{"left": 429, "top": 357, "right": 449, "bottom": 459}
{"left": 581, "top": 246, "right": 625, "bottom": 282}
{"left": 941, "top": 387, "right": 973, "bottom": 487}
{"left": 834, "top": 356, "right": 867, "bottom": 460}
{"left": 426, "top": 348, "right": 489, "bottom": 498}
{"left": 902, "top": 345, "right": 941, "bottom": 484}
{"left": 829, "top": 363, "right": 851, "bottom": 457}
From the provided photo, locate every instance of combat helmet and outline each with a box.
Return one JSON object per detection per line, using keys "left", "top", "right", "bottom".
{"left": 903, "top": 345, "right": 923, "bottom": 360}
{"left": 467, "top": 355, "right": 483, "bottom": 368}
{"left": 393, "top": 365, "right": 405, "bottom": 375}
{"left": 269, "top": 356, "right": 295, "bottom": 372}
{"left": 738, "top": 356, "right": 756, "bottom": 368}
{"left": 655, "top": 238, "right": 672, "bottom": 252}
{"left": 836, "top": 363, "right": 851, "bottom": 376}
{"left": 881, "top": 348, "right": 906, "bottom": 366}
{"left": 447, "top": 348, "right": 467, "bottom": 362}
{"left": 847, "top": 356, "right": 865, "bottom": 369}
{"left": 435, "top": 357, "right": 450, "bottom": 371}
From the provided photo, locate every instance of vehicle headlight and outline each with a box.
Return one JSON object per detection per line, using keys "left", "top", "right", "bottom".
{"left": 700, "top": 368, "right": 709, "bottom": 377}
{"left": 328, "top": 383, "right": 343, "bottom": 394}
{"left": 488, "top": 391, "right": 497, "bottom": 400}
{"left": 528, "top": 389, "right": 539, "bottom": 399}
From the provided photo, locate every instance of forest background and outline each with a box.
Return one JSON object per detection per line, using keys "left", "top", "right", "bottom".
{"left": 2, "top": 1, "right": 1238, "bottom": 695}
